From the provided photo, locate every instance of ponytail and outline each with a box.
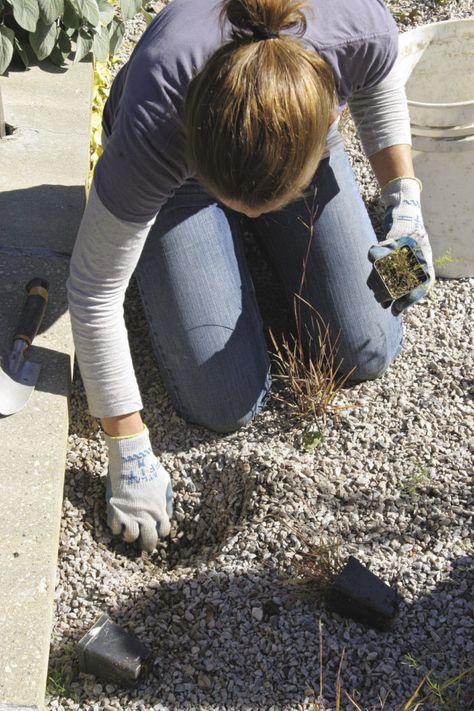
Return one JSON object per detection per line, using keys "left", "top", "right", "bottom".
{"left": 222, "top": 0, "right": 307, "bottom": 41}
{"left": 185, "top": 0, "right": 336, "bottom": 207}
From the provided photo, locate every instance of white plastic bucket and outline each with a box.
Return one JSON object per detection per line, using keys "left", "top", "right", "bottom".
{"left": 397, "top": 19, "right": 474, "bottom": 277}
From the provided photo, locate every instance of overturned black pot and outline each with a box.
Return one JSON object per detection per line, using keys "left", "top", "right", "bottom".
{"left": 77, "top": 614, "right": 152, "bottom": 686}
{"left": 326, "top": 556, "right": 402, "bottom": 631}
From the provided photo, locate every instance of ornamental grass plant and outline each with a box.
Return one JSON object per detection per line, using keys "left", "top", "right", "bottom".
{"left": 269, "top": 189, "right": 355, "bottom": 425}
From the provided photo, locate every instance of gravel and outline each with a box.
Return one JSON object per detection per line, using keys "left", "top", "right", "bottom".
{"left": 48, "top": 1, "right": 474, "bottom": 709}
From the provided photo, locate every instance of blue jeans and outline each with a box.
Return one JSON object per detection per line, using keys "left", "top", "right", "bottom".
{"left": 135, "top": 128, "right": 403, "bottom": 432}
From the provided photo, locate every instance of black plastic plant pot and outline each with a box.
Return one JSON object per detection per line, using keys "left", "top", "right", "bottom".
{"left": 77, "top": 614, "right": 152, "bottom": 686}
{"left": 374, "top": 244, "right": 428, "bottom": 300}
{"left": 326, "top": 556, "right": 402, "bottom": 631}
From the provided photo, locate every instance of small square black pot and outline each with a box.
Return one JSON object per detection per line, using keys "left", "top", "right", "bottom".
{"left": 374, "top": 245, "right": 428, "bottom": 300}
{"left": 326, "top": 556, "right": 402, "bottom": 631}
{"left": 77, "top": 614, "right": 152, "bottom": 686}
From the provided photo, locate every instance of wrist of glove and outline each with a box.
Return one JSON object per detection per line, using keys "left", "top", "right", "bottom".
{"left": 368, "top": 177, "right": 435, "bottom": 314}
{"left": 104, "top": 425, "right": 173, "bottom": 552}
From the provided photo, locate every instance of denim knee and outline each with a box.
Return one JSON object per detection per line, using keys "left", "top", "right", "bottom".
{"left": 345, "top": 330, "right": 403, "bottom": 383}
{"left": 180, "top": 373, "right": 272, "bottom": 434}
{"left": 349, "top": 354, "right": 394, "bottom": 382}
{"left": 189, "top": 405, "right": 258, "bottom": 434}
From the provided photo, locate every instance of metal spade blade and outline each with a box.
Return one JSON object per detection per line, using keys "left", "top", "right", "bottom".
{"left": 0, "top": 357, "right": 42, "bottom": 415}
{"left": 0, "top": 278, "right": 49, "bottom": 416}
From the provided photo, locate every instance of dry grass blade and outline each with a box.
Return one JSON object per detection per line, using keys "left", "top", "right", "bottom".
{"left": 319, "top": 619, "right": 324, "bottom": 710}
{"left": 269, "top": 295, "right": 355, "bottom": 424}
{"left": 344, "top": 692, "right": 365, "bottom": 711}
{"left": 280, "top": 519, "right": 343, "bottom": 596}
{"left": 418, "top": 663, "right": 474, "bottom": 708}
{"left": 305, "top": 623, "right": 437, "bottom": 711}
{"left": 269, "top": 185, "right": 356, "bottom": 425}
{"left": 289, "top": 539, "right": 342, "bottom": 597}
{"left": 400, "top": 673, "right": 429, "bottom": 710}
{"left": 335, "top": 647, "right": 345, "bottom": 711}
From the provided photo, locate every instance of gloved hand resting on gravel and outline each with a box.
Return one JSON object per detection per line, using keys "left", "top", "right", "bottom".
{"left": 104, "top": 426, "right": 173, "bottom": 552}
{"left": 368, "top": 177, "right": 435, "bottom": 314}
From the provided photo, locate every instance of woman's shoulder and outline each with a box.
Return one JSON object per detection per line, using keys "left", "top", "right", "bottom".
{"left": 305, "top": 0, "right": 396, "bottom": 48}
{"left": 130, "top": 0, "right": 226, "bottom": 77}
{"left": 304, "top": 0, "right": 398, "bottom": 101}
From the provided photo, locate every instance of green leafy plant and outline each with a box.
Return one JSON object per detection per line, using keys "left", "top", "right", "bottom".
{"left": 87, "top": 1, "right": 157, "bottom": 184}
{"left": 302, "top": 429, "right": 324, "bottom": 452}
{"left": 453, "top": 562, "right": 474, "bottom": 573}
{"left": 403, "top": 653, "right": 421, "bottom": 671}
{"left": 0, "top": 0, "right": 147, "bottom": 74}
{"left": 402, "top": 654, "right": 474, "bottom": 709}
{"left": 88, "top": 55, "right": 114, "bottom": 188}
{"left": 46, "top": 641, "right": 80, "bottom": 702}
{"left": 400, "top": 464, "right": 431, "bottom": 498}
{"left": 305, "top": 623, "right": 429, "bottom": 711}
{"left": 424, "top": 665, "right": 474, "bottom": 709}
{"left": 433, "top": 249, "right": 463, "bottom": 270}
{"left": 392, "top": 9, "right": 420, "bottom": 24}
{"left": 47, "top": 669, "right": 76, "bottom": 699}
{"left": 305, "top": 638, "right": 472, "bottom": 710}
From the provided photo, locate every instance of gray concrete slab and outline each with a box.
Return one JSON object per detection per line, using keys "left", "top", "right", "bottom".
{"left": 0, "top": 60, "right": 92, "bottom": 254}
{"left": 0, "top": 59, "right": 91, "bottom": 711}
{"left": 0, "top": 256, "right": 72, "bottom": 709}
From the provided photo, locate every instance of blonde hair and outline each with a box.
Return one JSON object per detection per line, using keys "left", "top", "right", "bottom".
{"left": 184, "top": 0, "right": 336, "bottom": 208}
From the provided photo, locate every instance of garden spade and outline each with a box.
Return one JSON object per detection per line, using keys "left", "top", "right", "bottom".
{"left": 0, "top": 277, "right": 49, "bottom": 416}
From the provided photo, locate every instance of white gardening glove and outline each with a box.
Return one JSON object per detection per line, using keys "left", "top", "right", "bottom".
{"left": 104, "top": 426, "right": 173, "bottom": 552}
{"left": 368, "top": 177, "right": 435, "bottom": 314}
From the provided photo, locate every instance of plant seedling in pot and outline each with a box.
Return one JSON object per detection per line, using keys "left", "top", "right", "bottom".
{"left": 373, "top": 243, "right": 428, "bottom": 301}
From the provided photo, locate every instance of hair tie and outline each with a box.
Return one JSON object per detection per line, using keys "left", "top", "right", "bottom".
{"left": 253, "top": 28, "right": 280, "bottom": 40}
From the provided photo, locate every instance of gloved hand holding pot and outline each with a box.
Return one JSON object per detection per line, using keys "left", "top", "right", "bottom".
{"left": 368, "top": 176, "right": 435, "bottom": 314}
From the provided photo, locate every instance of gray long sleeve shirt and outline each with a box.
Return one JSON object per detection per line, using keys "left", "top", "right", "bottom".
{"left": 67, "top": 0, "right": 412, "bottom": 418}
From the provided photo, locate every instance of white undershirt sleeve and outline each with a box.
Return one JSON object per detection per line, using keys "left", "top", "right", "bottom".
{"left": 67, "top": 182, "right": 155, "bottom": 418}
{"left": 347, "top": 62, "right": 412, "bottom": 157}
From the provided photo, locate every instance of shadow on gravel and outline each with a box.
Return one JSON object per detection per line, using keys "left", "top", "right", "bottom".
{"left": 48, "top": 555, "right": 473, "bottom": 710}
{"left": 59, "top": 178, "right": 473, "bottom": 708}
{"left": 59, "top": 423, "right": 474, "bottom": 710}
{"left": 66, "top": 446, "right": 274, "bottom": 570}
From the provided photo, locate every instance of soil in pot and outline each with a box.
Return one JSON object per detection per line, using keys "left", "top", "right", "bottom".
{"left": 374, "top": 244, "right": 428, "bottom": 300}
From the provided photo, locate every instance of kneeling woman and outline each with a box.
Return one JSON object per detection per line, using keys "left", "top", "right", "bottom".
{"left": 67, "top": 0, "right": 434, "bottom": 551}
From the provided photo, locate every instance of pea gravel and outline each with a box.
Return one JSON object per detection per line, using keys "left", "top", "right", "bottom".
{"left": 48, "top": 1, "right": 474, "bottom": 709}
